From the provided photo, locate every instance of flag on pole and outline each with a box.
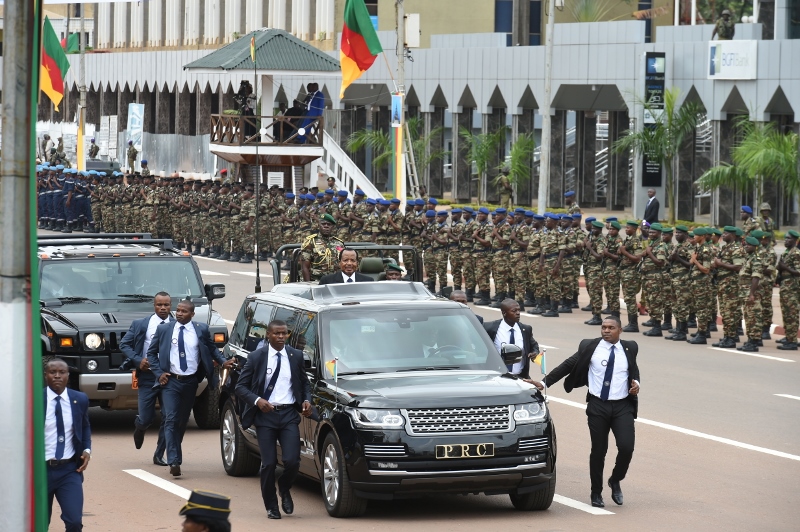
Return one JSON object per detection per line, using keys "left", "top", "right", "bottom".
{"left": 40, "top": 16, "right": 71, "bottom": 112}
{"left": 61, "top": 33, "right": 80, "bottom": 54}
{"left": 533, "top": 351, "right": 546, "bottom": 375}
{"left": 250, "top": 34, "right": 256, "bottom": 63}
{"left": 325, "top": 358, "right": 337, "bottom": 380}
{"left": 339, "top": 0, "right": 383, "bottom": 98}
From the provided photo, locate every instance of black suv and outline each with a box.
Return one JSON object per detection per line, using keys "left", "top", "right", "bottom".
{"left": 219, "top": 281, "right": 556, "bottom": 517}
{"left": 39, "top": 234, "right": 228, "bottom": 428}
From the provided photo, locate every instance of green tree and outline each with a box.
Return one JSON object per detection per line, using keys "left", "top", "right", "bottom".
{"left": 567, "top": 0, "right": 632, "bottom": 22}
{"left": 495, "top": 132, "right": 536, "bottom": 188}
{"left": 695, "top": 117, "right": 799, "bottom": 206}
{"left": 459, "top": 126, "right": 507, "bottom": 204}
{"left": 406, "top": 116, "right": 449, "bottom": 175}
{"left": 612, "top": 88, "right": 701, "bottom": 224}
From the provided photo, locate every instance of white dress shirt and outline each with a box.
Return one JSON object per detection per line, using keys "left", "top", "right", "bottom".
{"left": 341, "top": 271, "right": 356, "bottom": 283}
{"left": 45, "top": 387, "right": 75, "bottom": 460}
{"left": 493, "top": 321, "right": 525, "bottom": 375}
{"left": 169, "top": 321, "right": 199, "bottom": 375}
{"left": 255, "top": 345, "right": 295, "bottom": 406}
{"left": 143, "top": 314, "right": 167, "bottom": 357}
{"left": 589, "top": 339, "right": 632, "bottom": 400}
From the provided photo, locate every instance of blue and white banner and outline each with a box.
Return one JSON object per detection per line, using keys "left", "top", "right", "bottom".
{"left": 708, "top": 40, "right": 758, "bottom": 80}
{"left": 127, "top": 103, "right": 144, "bottom": 150}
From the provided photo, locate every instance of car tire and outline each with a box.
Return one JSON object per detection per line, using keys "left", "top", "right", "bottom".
{"left": 320, "top": 432, "right": 367, "bottom": 518}
{"left": 193, "top": 381, "right": 221, "bottom": 429}
{"left": 220, "top": 400, "right": 260, "bottom": 477}
{"left": 509, "top": 466, "right": 556, "bottom": 511}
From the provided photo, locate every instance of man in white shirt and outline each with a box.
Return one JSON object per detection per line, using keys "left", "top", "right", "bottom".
{"left": 44, "top": 358, "right": 91, "bottom": 532}
{"left": 317, "top": 249, "right": 373, "bottom": 284}
{"left": 529, "top": 316, "right": 640, "bottom": 508}
{"left": 484, "top": 299, "right": 539, "bottom": 378}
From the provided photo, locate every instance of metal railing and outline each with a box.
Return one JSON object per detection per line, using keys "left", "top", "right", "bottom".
{"left": 209, "top": 114, "right": 324, "bottom": 147}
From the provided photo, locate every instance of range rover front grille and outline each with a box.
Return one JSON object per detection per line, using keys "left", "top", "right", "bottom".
{"left": 404, "top": 406, "right": 512, "bottom": 435}
{"left": 517, "top": 437, "right": 549, "bottom": 453}
{"left": 363, "top": 444, "right": 408, "bottom": 457}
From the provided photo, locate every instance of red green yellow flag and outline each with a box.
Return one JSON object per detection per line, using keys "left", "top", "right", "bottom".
{"left": 251, "top": 34, "right": 256, "bottom": 62}
{"left": 340, "top": 0, "right": 382, "bottom": 98}
{"left": 41, "top": 16, "right": 70, "bottom": 111}
{"left": 61, "top": 33, "right": 80, "bottom": 54}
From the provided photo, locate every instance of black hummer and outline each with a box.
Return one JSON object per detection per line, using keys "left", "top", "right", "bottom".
{"left": 38, "top": 234, "right": 228, "bottom": 428}
{"left": 219, "top": 280, "right": 556, "bottom": 517}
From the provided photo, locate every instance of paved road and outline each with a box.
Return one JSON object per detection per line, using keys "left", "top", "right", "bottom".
{"left": 49, "top": 253, "right": 800, "bottom": 531}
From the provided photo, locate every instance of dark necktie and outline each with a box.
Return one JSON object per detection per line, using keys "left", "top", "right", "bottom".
{"left": 54, "top": 396, "right": 65, "bottom": 460}
{"left": 600, "top": 345, "right": 616, "bottom": 401}
{"left": 347, "top": 277, "right": 353, "bottom": 283}
{"left": 506, "top": 327, "right": 516, "bottom": 372}
{"left": 264, "top": 352, "right": 282, "bottom": 400}
{"left": 178, "top": 325, "right": 187, "bottom": 372}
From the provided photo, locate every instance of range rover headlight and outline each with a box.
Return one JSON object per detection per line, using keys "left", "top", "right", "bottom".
{"left": 347, "top": 408, "right": 405, "bottom": 429}
{"left": 86, "top": 360, "right": 98, "bottom": 372}
{"left": 513, "top": 402, "right": 546, "bottom": 424}
{"left": 84, "top": 333, "right": 103, "bottom": 350}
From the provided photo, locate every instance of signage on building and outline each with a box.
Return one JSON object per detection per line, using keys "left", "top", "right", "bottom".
{"left": 642, "top": 52, "right": 665, "bottom": 187}
{"left": 127, "top": 103, "right": 145, "bottom": 149}
{"left": 708, "top": 40, "right": 758, "bottom": 80}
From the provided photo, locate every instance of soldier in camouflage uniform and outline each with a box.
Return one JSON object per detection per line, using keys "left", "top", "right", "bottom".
{"left": 525, "top": 214, "right": 546, "bottom": 314}
{"left": 602, "top": 221, "right": 623, "bottom": 318}
{"left": 471, "top": 207, "right": 493, "bottom": 305}
{"left": 237, "top": 185, "right": 256, "bottom": 264}
{"left": 583, "top": 220, "right": 606, "bottom": 325}
{"left": 565, "top": 190, "right": 580, "bottom": 215}
{"left": 738, "top": 237, "right": 763, "bottom": 351}
{"left": 755, "top": 231, "right": 777, "bottom": 341}
{"left": 89, "top": 175, "right": 103, "bottom": 233}
{"left": 685, "top": 227, "right": 715, "bottom": 344}
{"left": 266, "top": 186, "right": 285, "bottom": 256}
{"left": 639, "top": 223, "right": 669, "bottom": 336}
{"left": 126, "top": 141, "right": 138, "bottom": 171}
{"left": 333, "top": 191, "right": 351, "bottom": 242}
{"left": 710, "top": 226, "right": 746, "bottom": 348}
{"left": 427, "top": 211, "right": 450, "bottom": 293}
{"left": 509, "top": 209, "right": 531, "bottom": 311}
{"left": 659, "top": 227, "right": 675, "bottom": 331}
{"left": 539, "top": 214, "right": 567, "bottom": 317}
{"left": 557, "top": 215, "right": 578, "bottom": 313}
{"left": 776, "top": 230, "right": 800, "bottom": 350}
{"left": 205, "top": 181, "right": 221, "bottom": 258}
{"left": 664, "top": 225, "right": 692, "bottom": 341}
{"left": 448, "top": 209, "right": 465, "bottom": 289}
{"left": 226, "top": 182, "right": 243, "bottom": 261}
{"left": 215, "top": 182, "right": 233, "bottom": 260}
{"left": 488, "top": 209, "right": 512, "bottom": 306}
{"left": 619, "top": 220, "right": 644, "bottom": 332}
{"left": 740, "top": 206, "right": 762, "bottom": 238}
{"left": 141, "top": 177, "right": 159, "bottom": 237}
{"left": 100, "top": 175, "right": 116, "bottom": 233}
{"left": 460, "top": 208, "right": 477, "bottom": 300}
{"left": 386, "top": 199, "right": 404, "bottom": 263}
{"left": 300, "top": 214, "right": 346, "bottom": 281}
{"left": 189, "top": 180, "right": 204, "bottom": 254}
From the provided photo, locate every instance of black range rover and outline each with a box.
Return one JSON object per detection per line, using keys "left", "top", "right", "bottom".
{"left": 219, "top": 281, "right": 556, "bottom": 517}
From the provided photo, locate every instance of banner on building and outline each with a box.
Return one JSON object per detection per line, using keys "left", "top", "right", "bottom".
{"left": 708, "top": 40, "right": 758, "bottom": 80}
{"left": 642, "top": 52, "right": 665, "bottom": 187}
{"left": 127, "top": 103, "right": 145, "bottom": 150}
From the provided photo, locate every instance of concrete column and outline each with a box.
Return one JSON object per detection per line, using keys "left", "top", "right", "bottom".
{"left": 514, "top": 109, "right": 536, "bottom": 206}
{"left": 184, "top": 0, "right": 201, "bottom": 46}
{"left": 260, "top": 74, "right": 275, "bottom": 131}
{"left": 118, "top": 86, "right": 135, "bottom": 135}
{"left": 196, "top": 85, "right": 213, "bottom": 136}
{"left": 677, "top": 133, "right": 696, "bottom": 222}
{"left": 147, "top": 0, "right": 164, "bottom": 46}
{"left": 607, "top": 110, "right": 630, "bottom": 210}
{"left": 138, "top": 87, "right": 156, "bottom": 133}
{"left": 221, "top": 83, "right": 237, "bottom": 114}
{"left": 130, "top": 0, "right": 145, "bottom": 47}
{"left": 575, "top": 111, "right": 597, "bottom": 207}
{"left": 715, "top": 117, "right": 739, "bottom": 227}
{"left": 425, "top": 107, "right": 445, "bottom": 198}
{"left": 154, "top": 84, "right": 171, "bottom": 134}
{"left": 86, "top": 86, "right": 101, "bottom": 127}
{"left": 101, "top": 84, "right": 117, "bottom": 117}
{"left": 454, "top": 109, "right": 473, "bottom": 202}
{"left": 113, "top": 1, "right": 130, "bottom": 48}
{"left": 97, "top": 2, "right": 112, "bottom": 49}
{"left": 175, "top": 85, "right": 192, "bottom": 136}
{"left": 165, "top": 0, "right": 185, "bottom": 46}
{"left": 484, "top": 108, "right": 506, "bottom": 203}
{"left": 548, "top": 110, "right": 566, "bottom": 208}
{"left": 511, "top": 0, "right": 531, "bottom": 46}
{"left": 269, "top": 0, "right": 288, "bottom": 30}
{"left": 204, "top": 0, "right": 222, "bottom": 44}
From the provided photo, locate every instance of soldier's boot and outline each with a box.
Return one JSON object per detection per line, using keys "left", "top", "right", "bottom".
{"left": 427, "top": 280, "right": 437, "bottom": 293}
{"left": 642, "top": 320, "right": 663, "bottom": 337}
{"left": 490, "top": 293, "right": 507, "bottom": 308}
{"left": 82, "top": 222, "right": 91, "bottom": 233}
{"left": 687, "top": 314, "right": 697, "bottom": 329}
{"left": 558, "top": 298, "right": 573, "bottom": 314}
{"left": 777, "top": 342, "right": 798, "bottom": 351}
{"left": 239, "top": 253, "right": 253, "bottom": 264}
{"left": 584, "top": 314, "right": 603, "bottom": 326}
{"left": 475, "top": 290, "right": 492, "bottom": 306}
{"left": 687, "top": 329, "right": 708, "bottom": 344}
{"left": 517, "top": 300, "right": 526, "bottom": 313}
{"left": 228, "top": 251, "right": 240, "bottom": 262}
{"left": 661, "top": 313, "right": 673, "bottom": 331}
{"left": 712, "top": 336, "right": 736, "bottom": 348}
{"left": 201, "top": 246, "right": 210, "bottom": 257}
{"left": 761, "top": 325, "right": 771, "bottom": 340}
{"left": 61, "top": 222, "right": 72, "bottom": 234}
{"left": 88, "top": 222, "right": 96, "bottom": 233}
{"left": 491, "top": 292, "right": 502, "bottom": 302}
{"left": 641, "top": 317, "right": 656, "bottom": 328}
{"left": 193, "top": 243, "right": 201, "bottom": 255}
{"left": 209, "top": 246, "right": 220, "bottom": 259}
{"left": 508, "top": 291, "right": 516, "bottom": 302}
{"left": 709, "top": 320, "right": 718, "bottom": 332}
{"left": 571, "top": 294, "right": 579, "bottom": 309}
{"left": 527, "top": 298, "right": 544, "bottom": 315}
{"left": 542, "top": 299, "right": 559, "bottom": 318}
{"left": 465, "top": 288, "right": 474, "bottom": 303}
{"left": 38, "top": 219, "right": 46, "bottom": 229}
{"left": 523, "top": 291, "right": 535, "bottom": 307}
{"left": 218, "top": 250, "right": 231, "bottom": 261}
{"left": 622, "top": 314, "right": 639, "bottom": 333}
{"left": 667, "top": 322, "right": 687, "bottom": 341}
{"left": 776, "top": 337, "right": 787, "bottom": 344}
{"left": 753, "top": 338, "right": 764, "bottom": 347}
{"left": 737, "top": 341, "right": 759, "bottom": 352}
{"left": 454, "top": 285, "right": 462, "bottom": 292}
{"left": 736, "top": 325, "right": 744, "bottom": 336}
{"left": 601, "top": 306, "right": 612, "bottom": 315}
{"left": 581, "top": 303, "right": 593, "bottom": 312}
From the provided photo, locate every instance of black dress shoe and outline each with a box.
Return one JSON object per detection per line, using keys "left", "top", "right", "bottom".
{"left": 267, "top": 509, "right": 282, "bottom": 520}
{"left": 170, "top": 464, "right": 181, "bottom": 477}
{"left": 133, "top": 428, "right": 145, "bottom": 449}
{"left": 590, "top": 493, "right": 605, "bottom": 508}
{"left": 608, "top": 478, "right": 623, "bottom": 505}
{"left": 153, "top": 455, "right": 167, "bottom": 466}
{"left": 280, "top": 491, "right": 294, "bottom": 515}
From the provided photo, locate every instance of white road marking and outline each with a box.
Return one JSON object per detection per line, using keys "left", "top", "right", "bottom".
{"left": 224, "top": 319, "right": 235, "bottom": 325}
{"left": 707, "top": 347, "right": 795, "bottom": 363}
{"left": 547, "top": 396, "right": 800, "bottom": 462}
{"left": 774, "top": 394, "right": 800, "bottom": 402}
{"left": 124, "top": 469, "right": 191, "bottom": 499}
{"left": 474, "top": 305, "right": 541, "bottom": 318}
{"left": 230, "top": 270, "right": 273, "bottom": 279}
{"left": 198, "top": 270, "right": 229, "bottom": 276}
{"left": 553, "top": 494, "right": 614, "bottom": 515}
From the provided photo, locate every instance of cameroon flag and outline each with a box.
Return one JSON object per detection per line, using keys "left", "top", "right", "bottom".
{"left": 61, "top": 33, "right": 80, "bottom": 54}
{"left": 41, "top": 16, "right": 70, "bottom": 111}
{"left": 339, "top": 0, "right": 382, "bottom": 98}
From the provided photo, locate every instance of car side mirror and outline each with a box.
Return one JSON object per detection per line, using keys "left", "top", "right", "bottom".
{"left": 205, "top": 283, "right": 226, "bottom": 300}
{"left": 304, "top": 357, "right": 313, "bottom": 370}
{"left": 500, "top": 344, "right": 523, "bottom": 366}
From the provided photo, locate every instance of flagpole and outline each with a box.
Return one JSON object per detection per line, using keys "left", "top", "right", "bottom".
{"left": 77, "top": 2, "right": 86, "bottom": 172}
{"left": 253, "top": 31, "right": 262, "bottom": 293}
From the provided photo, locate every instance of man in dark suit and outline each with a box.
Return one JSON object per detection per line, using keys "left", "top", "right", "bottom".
{"left": 450, "top": 289, "right": 483, "bottom": 323}
{"left": 483, "top": 299, "right": 539, "bottom": 378}
{"left": 643, "top": 188, "right": 660, "bottom": 224}
{"left": 317, "top": 248, "right": 373, "bottom": 284}
{"left": 529, "top": 315, "right": 640, "bottom": 508}
{"left": 44, "top": 358, "right": 92, "bottom": 532}
{"left": 235, "top": 319, "right": 312, "bottom": 519}
{"left": 119, "top": 291, "right": 173, "bottom": 465}
{"left": 147, "top": 299, "right": 234, "bottom": 477}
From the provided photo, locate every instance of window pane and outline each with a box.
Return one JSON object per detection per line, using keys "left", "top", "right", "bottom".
{"left": 229, "top": 300, "right": 255, "bottom": 347}
{"left": 294, "top": 312, "right": 318, "bottom": 368}
{"left": 244, "top": 303, "right": 275, "bottom": 352}
{"left": 495, "top": 0, "right": 513, "bottom": 33}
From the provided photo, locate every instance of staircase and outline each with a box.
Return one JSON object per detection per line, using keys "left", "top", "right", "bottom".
{"left": 313, "top": 130, "right": 383, "bottom": 199}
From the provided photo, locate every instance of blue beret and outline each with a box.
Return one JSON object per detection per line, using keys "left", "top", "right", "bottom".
{"left": 426, "top": 209, "right": 436, "bottom": 217}
{"left": 379, "top": 199, "right": 391, "bottom": 205}
{"left": 560, "top": 214, "right": 571, "bottom": 220}
{"left": 390, "top": 198, "right": 401, "bottom": 204}
{"left": 478, "top": 207, "right": 490, "bottom": 215}
{"left": 100, "top": 172, "right": 107, "bottom": 177}
{"left": 346, "top": 199, "right": 351, "bottom": 204}
{"left": 80, "top": 171, "right": 89, "bottom": 177}
{"left": 546, "top": 213, "right": 560, "bottom": 220}
{"left": 496, "top": 208, "right": 507, "bottom": 214}
{"left": 605, "top": 217, "right": 618, "bottom": 222}
{"left": 463, "top": 206, "right": 474, "bottom": 213}
{"left": 564, "top": 190, "right": 575, "bottom": 197}
{"left": 572, "top": 213, "right": 582, "bottom": 219}
{"left": 515, "top": 207, "right": 526, "bottom": 213}
{"left": 411, "top": 198, "right": 422, "bottom": 206}
{"left": 585, "top": 217, "right": 596, "bottom": 223}
{"left": 533, "top": 214, "right": 545, "bottom": 220}
{"left": 337, "top": 190, "right": 349, "bottom": 197}
{"left": 366, "top": 198, "right": 377, "bottom": 205}
{"left": 451, "top": 208, "right": 462, "bottom": 213}
{"left": 354, "top": 189, "right": 365, "bottom": 196}
{"left": 741, "top": 205, "right": 753, "bottom": 214}
{"left": 325, "top": 188, "right": 335, "bottom": 194}
{"left": 285, "top": 192, "right": 295, "bottom": 199}
{"left": 141, "top": 160, "right": 147, "bottom": 164}
{"left": 316, "top": 192, "right": 325, "bottom": 198}
{"left": 56, "top": 165, "right": 64, "bottom": 170}
{"left": 88, "top": 170, "right": 98, "bottom": 175}
{"left": 428, "top": 198, "right": 438, "bottom": 205}
{"left": 437, "top": 210, "right": 448, "bottom": 216}
{"left": 525, "top": 211, "right": 534, "bottom": 217}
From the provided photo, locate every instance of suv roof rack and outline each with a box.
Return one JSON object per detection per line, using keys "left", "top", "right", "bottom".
{"left": 38, "top": 238, "right": 175, "bottom": 251}
{"left": 271, "top": 280, "right": 436, "bottom": 304}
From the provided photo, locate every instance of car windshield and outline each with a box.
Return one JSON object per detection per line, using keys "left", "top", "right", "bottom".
{"left": 320, "top": 307, "right": 504, "bottom": 375}
{"left": 40, "top": 259, "right": 204, "bottom": 301}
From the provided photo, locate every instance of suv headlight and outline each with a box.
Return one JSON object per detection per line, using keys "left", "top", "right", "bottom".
{"left": 84, "top": 333, "right": 103, "bottom": 350}
{"left": 347, "top": 408, "right": 405, "bottom": 429}
{"left": 513, "top": 402, "right": 546, "bottom": 424}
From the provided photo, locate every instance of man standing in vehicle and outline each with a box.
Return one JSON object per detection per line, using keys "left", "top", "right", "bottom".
{"left": 235, "top": 320, "right": 313, "bottom": 519}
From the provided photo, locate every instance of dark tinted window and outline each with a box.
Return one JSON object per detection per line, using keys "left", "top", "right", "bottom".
{"left": 294, "top": 312, "right": 318, "bottom": 368}
{"left": 229, "top": 299, "right": 256, "bottom": 347}
{"left": 243, "top": 302, "right": 275, "bottom": 352}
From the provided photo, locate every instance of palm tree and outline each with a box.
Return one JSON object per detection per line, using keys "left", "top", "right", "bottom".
{"left": 345, "top": 128, "right": 393, "bottom": 171}
{"left": 612, "top": 88, "right": 701, "bottom": 224}
{"left": 695, "top": 117, "right": 799, "bottom": 206}
{"left": 496, "top": 132, "right": 536, "bottom": 187}
{"left": 459, "top": 126, "right": 507, "bottom": 204}
{"left": 406, "top": 116, "right": 448, "bottom": 175}
{"left": 568, "top": 0, "right": 632, "bottom": 22}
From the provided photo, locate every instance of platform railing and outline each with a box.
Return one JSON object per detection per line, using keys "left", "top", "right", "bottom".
{"left": 210, "top": 114, "right": 324, "bottom": 147}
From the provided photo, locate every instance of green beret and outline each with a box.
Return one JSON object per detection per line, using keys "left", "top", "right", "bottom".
{"left": 675, "top": 224, "right": 689, "bottom": 232}
{"left": 761, "top": 231, "right": 772, "bottom": 238}
{"left": 694, "top": 227, "right": 707, "bottom": 236}
{"left": 650, "top": 223, "right": 663, "bottom": 232}
{"left": 662, "top": 226, "right": 673, "bottom": 233}
{"left": 750, "top": 230, "right": 764, "bottom": 239}
{"left": 386, "top": 263, "right": 403, "bottom": 272}
{"left": 610, "top": 221, "right": 621, "bottom": 230}
{"left": 626, "top": 220, "right": 639, "bottom": 227}
{"left": 745, "top": 236, "right": 760, "bottom": 246}
{"left": 320, "top": 213, "right": 336, "bottom": 224}
{"left": 591, "top": 220, "right": 604, "bottom": 228}
{"left": 735, "top": 228, "right": 744, "bottom": 237}
{"left": 688, "top": 231, "right": 695, "bottom": 237}
{"left": 788, "top": 230, "right": 800, "bottom": 239}
{"left": 711, "top": 228, "right": 722, "bottom": 236}
{"left": 723, "top": 225, "right": 737, "bottom": 233}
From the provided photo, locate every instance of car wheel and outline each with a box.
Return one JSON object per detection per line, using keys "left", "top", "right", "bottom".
{"left": 220, "top": 400, "right": 260, "bottom": 477}
{"left": 320, "top": 432, "right": 367, "bottom": 518}
{"left": 193, "top": 382, "right": 221, "bottom": 429}
{"left": 509, "top": 466, "right": 556, "bottom": 511}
